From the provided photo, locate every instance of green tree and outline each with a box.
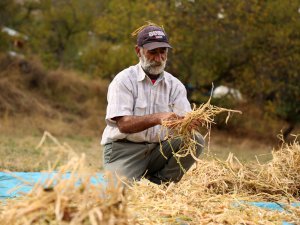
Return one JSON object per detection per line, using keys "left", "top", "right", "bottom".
{"left": 0, "top": 0, "right": 21, "bottom": 27}
{"left": 22, "top": 0, "right": 102, "bottom": 67}
{"left": 179, "top": 0, "right": 300, "bottom": 138}
{"left": 233, "top": 0, "right": 300, "bottom": 139}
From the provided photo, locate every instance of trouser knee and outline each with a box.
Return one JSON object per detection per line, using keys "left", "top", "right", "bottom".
{"left": 170, "top": 133, "right": 204, "bottom": 157}
{"left": 194, "top": 132, "right": 205, "bottom": 157}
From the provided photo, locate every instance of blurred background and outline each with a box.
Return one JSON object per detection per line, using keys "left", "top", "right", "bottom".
{"left": 0, "top": 0, "right": 299, "bottom": 171}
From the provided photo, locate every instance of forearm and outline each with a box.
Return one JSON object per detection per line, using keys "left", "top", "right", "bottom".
{"left": 115, "top": 114, "right": 161, "bottom": 133}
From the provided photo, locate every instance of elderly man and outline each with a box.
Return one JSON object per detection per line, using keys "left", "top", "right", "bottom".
{"left": 101, "top": 24, "right": 204, "bottom": 184}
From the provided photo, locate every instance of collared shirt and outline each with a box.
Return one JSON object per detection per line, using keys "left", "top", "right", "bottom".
{"left": 100, "top": 63, "right": 192, "bottom": 145}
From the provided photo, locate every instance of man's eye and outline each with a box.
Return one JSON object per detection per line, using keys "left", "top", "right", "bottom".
{"left": 149, "top": 49, "right": 166, "bottom": 54}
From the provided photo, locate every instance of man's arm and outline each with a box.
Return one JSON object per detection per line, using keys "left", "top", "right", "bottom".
{"left": 113, "top": 112, "right": 182, "bottom": 133}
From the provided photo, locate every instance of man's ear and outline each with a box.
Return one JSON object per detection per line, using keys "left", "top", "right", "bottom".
{"left": 135, "top": 45, "right": 141, "bottom": 57}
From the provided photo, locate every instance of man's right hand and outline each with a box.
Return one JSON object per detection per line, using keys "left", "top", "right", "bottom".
{"left": 155, "top": 112, "right": 183, "bottom": 125}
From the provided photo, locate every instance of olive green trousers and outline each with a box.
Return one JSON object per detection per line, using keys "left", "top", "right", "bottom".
{"left": 103, "top": 133, "right": 204, "bottom": 183}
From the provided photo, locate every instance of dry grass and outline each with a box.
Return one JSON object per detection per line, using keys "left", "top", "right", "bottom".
{"left": 128, "top": 137, "right": 300, "bottom": 224}
{"left": 0, "top": 131, "right": 102, "bottom": 172}
{"left": 0, "top": 132, "right": 130, "bottom": 225}
{"left": 0, "top": 54, "right": 107, "bottom": 137}
{"left": 207, "top": 131, "right": 273, "bottom": 163}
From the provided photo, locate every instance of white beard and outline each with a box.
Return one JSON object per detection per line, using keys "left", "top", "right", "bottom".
{"left": 140, "top": 51, "right": 167, "bottom": 75}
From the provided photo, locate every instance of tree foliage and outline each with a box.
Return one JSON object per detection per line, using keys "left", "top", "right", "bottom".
{"left": 1, "top": 0, "right": 299, "bottom": 137}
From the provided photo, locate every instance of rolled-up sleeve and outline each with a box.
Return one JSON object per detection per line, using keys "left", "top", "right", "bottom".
{"left": 105, "top": 79, "right": 134, "bottom": 126}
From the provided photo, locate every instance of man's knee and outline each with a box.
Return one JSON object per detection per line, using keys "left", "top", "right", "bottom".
{"left": 194, "top": 132, "right": 205, "bottom": 157}
{"left": 166, "top": 133, "right": 204, "bottom": 157}
{"left": 161, "top": 137, "right": 183, "bottom": 157}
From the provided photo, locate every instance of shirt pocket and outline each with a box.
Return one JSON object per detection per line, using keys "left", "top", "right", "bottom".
{"left": 134, "top": 99, "right": 147, "bottom": 116}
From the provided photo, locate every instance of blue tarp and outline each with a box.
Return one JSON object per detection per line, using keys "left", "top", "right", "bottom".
{"left": 247, "top": 201, "right": 300, "bottom": 211}
{"left": 0, "top": 172, "right": 105, "bottom": 199}
{"left": 243, "top": 202, "right": 300, "bottom": 225}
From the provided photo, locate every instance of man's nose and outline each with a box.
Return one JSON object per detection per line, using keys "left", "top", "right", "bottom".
{"left": 154, "top": 53, "right": 164, "bottom": 62}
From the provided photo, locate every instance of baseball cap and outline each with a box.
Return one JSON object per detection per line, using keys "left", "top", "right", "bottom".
{"left": 137, "top": 25, "right": 172, "bottom": 50}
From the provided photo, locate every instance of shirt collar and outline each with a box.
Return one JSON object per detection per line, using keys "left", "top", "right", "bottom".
{"left": 137, "top": 63, "right": 165, "bottom": 83}
{"left": 137, "top": 63, "right": 146, "bottom": 81}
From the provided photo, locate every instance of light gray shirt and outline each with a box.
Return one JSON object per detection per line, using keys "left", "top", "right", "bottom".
{"left": 101, "top": 63, "right": 191, "bottom": 145}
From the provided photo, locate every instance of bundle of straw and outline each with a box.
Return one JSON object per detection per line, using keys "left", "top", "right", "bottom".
{"left": 161, "top": 98, "right": 241, "bottom": 161}
{"left": 162, "top": 98, "right": 241, "bottom": 133}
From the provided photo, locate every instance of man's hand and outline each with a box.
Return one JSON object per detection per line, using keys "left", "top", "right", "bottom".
{"left": 155, "top": 112, "right": 183, "bottom": 125}
{"left": 159, "top": 113, "right": 204, "bottom": 132}
{"left": 187, "top": 118, "right": 203, "bottom": 132}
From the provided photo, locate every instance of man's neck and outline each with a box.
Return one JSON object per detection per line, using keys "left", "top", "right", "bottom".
{"left": 147, "top": 73, "right": 160, "bottom": 80}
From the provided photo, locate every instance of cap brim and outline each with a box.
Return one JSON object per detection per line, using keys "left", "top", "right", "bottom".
{"left": 142, "top": 42, "right": 172, "bottom": 50}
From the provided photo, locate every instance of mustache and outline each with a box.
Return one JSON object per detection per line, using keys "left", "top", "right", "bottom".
{"left": 149, "top": 61, "right": 162, "bottom": 66}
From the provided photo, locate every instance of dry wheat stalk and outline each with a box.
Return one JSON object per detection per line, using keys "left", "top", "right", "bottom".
{"left": 162, "top": 98, "right": 241, "bottom": 133}
{"left": 160, "top": 97, "right": 242, "bottom": 171}
{"left": 128, "top": 138, "right": 300, "bottom": 225}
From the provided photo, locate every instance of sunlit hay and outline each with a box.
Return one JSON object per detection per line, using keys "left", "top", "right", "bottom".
{"left": 255, "top": 136, "right": 300, "bottom": 198}
{"left": 128, "top": 180, "right": 298, "bottom": 225}
{"left": 127, "top": 139, "right": 300, "bottom": 225}
{"left": 34, "top": 131, "right": 79, "bottom": 171}
{"left": 0, "top": 132, "right": 131, "bottom": 225}
{"left": 161, "top": 97, "right": 242, "bottom": 161}
{"left": 186, "top": 138, "right": 300, "bottom": 200}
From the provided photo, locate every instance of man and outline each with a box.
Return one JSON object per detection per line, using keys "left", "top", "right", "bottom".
{"left": 101, "top": 24, "right": 204, "bottom": 184}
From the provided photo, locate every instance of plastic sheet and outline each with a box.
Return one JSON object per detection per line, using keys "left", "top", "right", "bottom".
{"left": 0, "top": 172, "right": 105, "bottom": 199}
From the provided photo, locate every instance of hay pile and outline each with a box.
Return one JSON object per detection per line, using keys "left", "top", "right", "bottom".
{"left": 178, "top": 137, "right": 300, "bottom": 200}
{"left": 0, "top": 133, "right": 130, "bottom": 225}
{"left": 128, "top": 139, "right": 300, "bottom": 224}
{"left": 0, "top": 159, "right": 129, "bottom": 225}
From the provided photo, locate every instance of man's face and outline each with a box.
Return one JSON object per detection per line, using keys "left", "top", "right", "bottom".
{"left": 139, "top": 47, "right": 168, "bottom": 75}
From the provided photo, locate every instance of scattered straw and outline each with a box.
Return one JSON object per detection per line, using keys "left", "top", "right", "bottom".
{"left": 128, "top": 138, "right": 300, "bottom": 224}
